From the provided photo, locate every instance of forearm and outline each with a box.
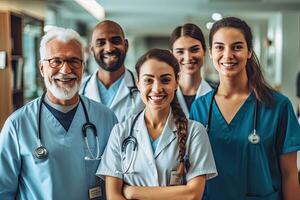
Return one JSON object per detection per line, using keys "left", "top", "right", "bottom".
{"left": 282, "top": 173, "right": 300, "bottom": 200}
{"left": 105, "top": 176, "right": 127, "bottom": 200}
{"left": 280, "top": 152, "right": 300, "bottom": 200}
{"left": 126, "top": 185, "right": 197, "bottom": 200}
{"left": 124, "top": 176, "right": 205, "bottom": 200}
{"left": 107, "top": 193, "right": 127, "bottom": 200}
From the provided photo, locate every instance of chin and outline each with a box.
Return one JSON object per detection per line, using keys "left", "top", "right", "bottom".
{"left": 45, "top": 79, "right": 79, "bottom": 100}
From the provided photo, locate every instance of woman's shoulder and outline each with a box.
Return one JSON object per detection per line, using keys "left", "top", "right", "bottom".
{"left": 111, "top": 114, "right": 140, "bottom": 133}
{"left": 270, "top": 91, "right": 292, "bottom": 107}
{"left": 187, "top": 119, "right": 207, "bottom": 136}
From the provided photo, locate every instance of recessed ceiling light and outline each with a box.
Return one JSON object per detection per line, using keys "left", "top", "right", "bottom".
{"left": 212, "top": 13, "right": 222, "bottom": 21}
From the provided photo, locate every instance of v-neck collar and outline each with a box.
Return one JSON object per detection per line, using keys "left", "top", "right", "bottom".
{"left": 213, "top": 93, "right": 255, "bottom": 132}
{"left": 133, "top": 109, "right": 177, "bottom": 160}
{"left": 43, "top": 99, "right": 83, "bottom": 135}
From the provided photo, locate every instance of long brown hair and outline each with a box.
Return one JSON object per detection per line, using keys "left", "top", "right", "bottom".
{"left": 135, "top": 48, "right": 188, "bottom": 177}
{"left": 169, "top": 23, "right": 206, "bottom": 53}
{"left": 209, "top": 17, "right": 275, "bottom": 106}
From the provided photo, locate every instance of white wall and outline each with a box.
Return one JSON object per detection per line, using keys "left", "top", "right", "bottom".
{"left": 280, "top": 11, "right": 300, "bottom": 111}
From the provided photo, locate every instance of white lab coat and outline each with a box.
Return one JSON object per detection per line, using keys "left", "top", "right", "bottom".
{"left": 0, "top": 96, "right": 118, "bottom": 200}
{"left": 80, "top": 69, "right": 144, "bottom": 122}
{"left": 177, "top": 79, "right": 212, "bottom": 118}
{"left": 97, "top": 109, "right": 217, "bottom": 186}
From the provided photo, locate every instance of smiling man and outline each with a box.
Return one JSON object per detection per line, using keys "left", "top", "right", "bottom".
{"left": 0, "top": 27, "right": 118, "bottom": 200}
{"left": 80, "top": 20, "right": 144, "bottom": 122}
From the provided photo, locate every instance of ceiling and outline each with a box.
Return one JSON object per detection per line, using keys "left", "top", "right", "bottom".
{"left": 47, "top": 0, "right": 300, "bottom": 36}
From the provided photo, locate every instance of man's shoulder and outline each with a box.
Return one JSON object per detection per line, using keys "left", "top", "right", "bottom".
{"left": 8, "top": 97, "right": 40, "bottom": 122}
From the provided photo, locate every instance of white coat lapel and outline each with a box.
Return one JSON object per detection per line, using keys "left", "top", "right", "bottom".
{"left": 196, "top": 79, "right": 212, "bottom": 99}
{"left": 134, "top": 110, "right": 157, "bottom": 164}
{"left": 154, "top": 110, "right": 177, "bottom": 158}
{"left": 176, "top": 87, "right": 189, "bottom": 118}
{"left": 110, "top": 70, "right": 133, "bottom": 109}
{"left": 84, "top": 71, "right": 102, "bottom": 103}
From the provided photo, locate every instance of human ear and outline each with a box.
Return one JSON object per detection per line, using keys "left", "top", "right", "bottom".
{"left": 39, "top": 60, "right": 45, "bottom": 77}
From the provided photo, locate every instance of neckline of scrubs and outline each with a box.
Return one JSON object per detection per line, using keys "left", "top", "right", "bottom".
{"left": 43, "top": 98, "right": 83, "bottom": 135}
{"left": 212, "top": 93, "right": 255, "bottom": 132}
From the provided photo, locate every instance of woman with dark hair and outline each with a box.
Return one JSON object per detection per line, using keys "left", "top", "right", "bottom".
{"left": 97, "top": 48, "right": 217, "bottom": 200}
{"left": 190, "top": 17, "right": 300, "bottom": 200}
{"left": 170, "top": 23, "right": 212, "bottom": 117}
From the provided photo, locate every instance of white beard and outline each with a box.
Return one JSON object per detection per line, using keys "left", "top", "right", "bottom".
{"left": 44, "top": 73, "right": 81, "bottom": 100}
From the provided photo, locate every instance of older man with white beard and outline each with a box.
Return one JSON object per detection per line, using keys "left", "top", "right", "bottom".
{"left": 0, "top": 27, "right": 118, "bottom": 200}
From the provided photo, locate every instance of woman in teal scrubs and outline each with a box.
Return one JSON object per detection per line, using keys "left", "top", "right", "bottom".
{"left": 190, "top": 17, "right": 300, "bottom": 200}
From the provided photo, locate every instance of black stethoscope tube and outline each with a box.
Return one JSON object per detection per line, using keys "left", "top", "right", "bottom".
{"left": 206, "top": 86, "right": 259, "bottom": 144}
{"left": 34, "top": 93, "right": 98, "bottom": 159}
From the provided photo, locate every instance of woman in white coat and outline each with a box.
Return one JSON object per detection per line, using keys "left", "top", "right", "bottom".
{"left": 170, "top": 23, "right": 212, "bottom": 117}
{"left": 97, "top": 48, "right": 217, "bottom": 200}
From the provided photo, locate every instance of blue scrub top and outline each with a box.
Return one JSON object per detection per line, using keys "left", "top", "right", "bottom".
{"left": 190, "top": 91, "right": 300, "bottom": 200}
{"left": 97, "top": 74, "right": 124, "bottom": 107}
{"left": 0, "top": 96, "right": 118, "bottom": 200}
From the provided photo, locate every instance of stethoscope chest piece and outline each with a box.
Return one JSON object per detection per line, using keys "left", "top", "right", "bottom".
{"left": 248, "top": 131, "right": 260, "bottom": 144}
{"left": 34, "top": 146, "right": 48, "bottom": 159}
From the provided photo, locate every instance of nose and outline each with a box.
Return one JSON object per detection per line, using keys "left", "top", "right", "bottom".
{"left": 182, "top": 50, "right": 192, "bottom": 63}
{"left": 152, "top": 81, "right": 163, "bottom": 92}
{"left": 104, "top": 41, "right": 114, "bottom": 52}
{"left": 59, "top": 61, "right": 72, "bottom": 74}
{"left": 223, "top": 48, "right": 234, "bottom": 59}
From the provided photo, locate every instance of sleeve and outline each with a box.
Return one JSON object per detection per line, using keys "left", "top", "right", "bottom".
{"left": 189, "top": 102, "right": 197, "bottom": 121}
{"left": 96, "top": 124, "right": 123, "bottom": 180}
{"left": 189, "top": 99, "right": 208, "bottom": 127}
{"left": 0, "top": 118, "right": 21, "bottom": 199}
{"left": 185, "top": 121, "right": 218, "bottom": 182}
{"left": 277, "top": 98, "right": 300, "bottom": 155}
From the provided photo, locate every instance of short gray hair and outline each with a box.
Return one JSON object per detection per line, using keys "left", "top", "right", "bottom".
{"left": 39, "top": 26, "right": 84, "bottom": 60}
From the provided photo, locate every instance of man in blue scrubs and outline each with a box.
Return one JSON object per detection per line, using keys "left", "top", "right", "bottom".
{"left": 80, "top": 20, "right": 144, "bottom": 122}
{"left": 0, "top": 27, "right": 118, "bottom": 199}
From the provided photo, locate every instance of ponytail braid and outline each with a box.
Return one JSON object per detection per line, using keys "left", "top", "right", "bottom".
{"left": 171, "top": 95, "right": 188, "bottom": 177}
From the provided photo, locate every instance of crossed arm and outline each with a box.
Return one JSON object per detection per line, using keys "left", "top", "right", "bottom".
{"left": 105, "top": 175, "right": 206, "bottom": 200}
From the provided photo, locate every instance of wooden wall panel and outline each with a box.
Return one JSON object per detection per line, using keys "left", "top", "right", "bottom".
{"left": 0, "top": 11, "right": 13, "bottom": 129}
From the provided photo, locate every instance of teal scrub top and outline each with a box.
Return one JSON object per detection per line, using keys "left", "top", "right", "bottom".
{"left": 190, "top": 91, "right": 300, "bottom": 200}
{"left": 0, "top": 96, "right": 118, "bottom": 200}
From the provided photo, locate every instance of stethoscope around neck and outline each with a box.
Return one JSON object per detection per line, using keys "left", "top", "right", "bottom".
{"left": 34, "top": 93, "right": 100, "bottom": 160}
{"left": 206, "top": 87, "right": 260, "bottom": 144}
{"left": 115, "top": 110, "right": 143, "bottom": 175}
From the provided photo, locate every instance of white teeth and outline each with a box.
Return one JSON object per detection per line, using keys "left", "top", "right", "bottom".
{"left": 149, "top": 96, "right": 164, "bottom": 100}
{"left": 222, "top": 63, "right": 236, "bottom": 67}
{"left": 54, "top": 78, "right": 75, "bottom": 82}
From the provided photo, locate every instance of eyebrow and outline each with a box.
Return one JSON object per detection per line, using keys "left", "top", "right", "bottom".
{"left": 175, "top": 44, "right": 200, "bottom": 51}
{"left": 142, "top": 73, "right": 173, "bottom": 78}
{"left": 213, "top": 41, "right": 245, "bottom": 45}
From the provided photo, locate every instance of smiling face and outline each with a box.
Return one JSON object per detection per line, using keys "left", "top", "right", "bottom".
{"left": 210, "top": 27, "right": 252, "bottom": 79}
{"left": 90, "top": 22, "right": 128, "bottom": 72}
{"left": 39, "top": 39, "right": 84, "bottom": 104}
{"left": 137, "top": 59, "right": 178, "bottom": 112}
{"left": 172, "top": 36, "right": 205, "bottom": 75}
